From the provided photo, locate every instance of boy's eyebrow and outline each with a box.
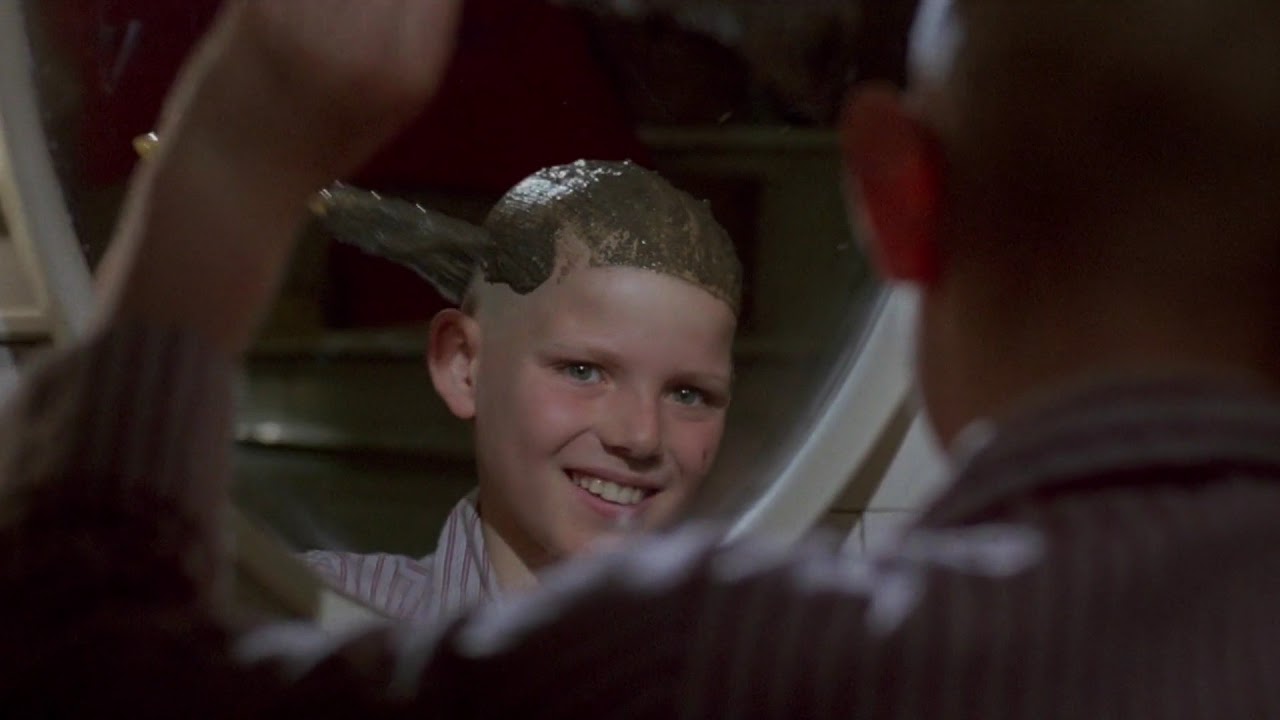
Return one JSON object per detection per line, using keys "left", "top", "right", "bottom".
{"left": 668, "top": 367, "right": 733, "bottom": 389}
{"left": 541, "top": 341, "right": 621, "bottom": 362}
{"left": 540, "top": 342, "right": 629, "bottom": 373}
{"left": 674, "top": 374, "right": 734, "bottom": 401}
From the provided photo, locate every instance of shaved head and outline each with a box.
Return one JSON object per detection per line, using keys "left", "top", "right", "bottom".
{"left": 475, "top": 159, "right": 742, "bottom": 315}
{"left": 847, "top": 0, "right": 1280, "bottom": 441}
{"left": 912, "top": 0, "right": 1280, "bottom": 250}
{"left": 315, "top": 160, "right": 741, "bottom": 319}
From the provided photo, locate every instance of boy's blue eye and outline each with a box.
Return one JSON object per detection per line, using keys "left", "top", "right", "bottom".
{"left": 561, "top": 363, "right": 602, "bottom": 383}
{"left": 671, "top": 387, "right": 707, "bottom": 407}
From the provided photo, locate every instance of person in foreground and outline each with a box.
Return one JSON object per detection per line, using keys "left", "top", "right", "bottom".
{"left": 4, "top": 0, "right": 1280, "bottom": 717}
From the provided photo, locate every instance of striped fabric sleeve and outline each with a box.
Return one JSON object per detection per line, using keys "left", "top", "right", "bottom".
{"left": 0, "top": 323, "right": 236, "bottom": 604}
{"left": 398, "top": 527, "right": 880, "bottom": 719}
{"left": 301, "top": 550, "right": 436, "bottom": 620}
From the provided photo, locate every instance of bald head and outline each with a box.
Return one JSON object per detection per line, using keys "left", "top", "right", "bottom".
{"left": 912, "top": 0, "right": 1280, "bottom": 248}
{"left": 850, "top": 0, "right": 1280, "bottom": 441}
{"left": 314, "top": 160, "right": 741, "bottom": 320}
{"left": 478, "top": 160, "right": 742, "bottom": 314}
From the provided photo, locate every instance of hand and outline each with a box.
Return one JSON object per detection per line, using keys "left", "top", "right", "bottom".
{"left": 96, "top": 0, "right": 462, "bottom": 355}
{"left": 159, "top": 0, "right": 462, "bottom": 183}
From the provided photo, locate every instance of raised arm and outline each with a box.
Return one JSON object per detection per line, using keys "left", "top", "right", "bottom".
{"left": 96, "top": 0, "right": 461, "bottom": 356}
{"left": 0, "top": 0, "right": 459, "bottom": 712}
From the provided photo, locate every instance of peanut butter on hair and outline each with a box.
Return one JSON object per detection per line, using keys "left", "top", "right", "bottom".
{"left": 483, "top": 160, "right": 741, "bottom": 314}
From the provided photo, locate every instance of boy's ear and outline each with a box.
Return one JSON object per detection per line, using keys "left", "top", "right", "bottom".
{"left": 427, "top": 309, "right": 481, "bottom": 420}
{"left": 839, "top": 83, "right": 944, "bottom": 287}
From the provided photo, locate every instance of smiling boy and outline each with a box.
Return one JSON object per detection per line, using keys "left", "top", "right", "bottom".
{"left": 302, "top": 159, "right": 741, "bottom": 621}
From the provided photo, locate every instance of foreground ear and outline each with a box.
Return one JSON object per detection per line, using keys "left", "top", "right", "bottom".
{"left": 839, "top": 83, "right": 944, "bottom": 286}
{"left": 427, "top": 309, "right": 481, "bottom": 420}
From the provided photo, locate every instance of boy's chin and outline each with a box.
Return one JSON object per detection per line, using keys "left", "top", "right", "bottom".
{"left": 577, "top": 528, "right": 632, "bottom": 558}
{"left": 549, "top": 523, "right": 634, "bottom": 562}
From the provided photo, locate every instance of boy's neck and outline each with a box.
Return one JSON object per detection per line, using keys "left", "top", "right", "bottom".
{"left": 481, "top": 519, "right": 539, "bottom": 593}
{"left": 921, "top": 265, "right": 1280, "bottom": 445}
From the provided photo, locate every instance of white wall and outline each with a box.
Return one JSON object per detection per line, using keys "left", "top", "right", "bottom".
{"left": 844, "top": 413, "right": 950, "bottom": 556}
{"left": 0, "top": 348, "right": 17, "bottom": 405}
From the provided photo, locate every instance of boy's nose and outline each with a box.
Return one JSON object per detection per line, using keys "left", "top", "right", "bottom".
{"left": 599, "top": 390, "right": 663, "bottom": 462}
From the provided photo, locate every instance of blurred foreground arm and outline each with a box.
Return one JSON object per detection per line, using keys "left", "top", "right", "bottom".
{"left": 0, "top": 0, "right": 459, "bottom": 711}
{"left": 96, "top": 0, "right": 460, "bottom": 356}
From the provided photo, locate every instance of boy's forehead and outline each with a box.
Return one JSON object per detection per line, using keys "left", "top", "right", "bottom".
{"left": 486, "top": 262, "right": 736, "bottom": 346}
{"left": 482, "top": 160, "right": 742, "bottom": 314}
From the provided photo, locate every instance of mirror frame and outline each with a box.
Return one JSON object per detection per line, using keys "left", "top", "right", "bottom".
{"left": 0, "top": 1, "right": 94, "bottom": 344}
{"left": 725, "top": 287, "right": 916, "bottom": 544}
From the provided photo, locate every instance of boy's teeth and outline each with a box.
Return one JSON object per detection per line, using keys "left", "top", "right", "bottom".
{"left": 572, "top": 474, "right": 647, "bottom": 506}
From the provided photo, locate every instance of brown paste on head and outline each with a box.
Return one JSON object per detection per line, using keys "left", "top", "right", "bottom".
{"left": 314, "top": 160, "right": 742, "bottom": 313}
{"left": 482, "top": 160, "right": 742, "bottom": 313}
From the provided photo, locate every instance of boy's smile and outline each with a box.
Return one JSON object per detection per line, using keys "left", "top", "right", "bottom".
{"left": 568, "top": 467, "right": 658, "bottom": 505}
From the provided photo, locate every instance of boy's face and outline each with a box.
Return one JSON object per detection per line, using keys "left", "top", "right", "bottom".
{"left": 471, "top": 262, "right": 736, "bottom": 566}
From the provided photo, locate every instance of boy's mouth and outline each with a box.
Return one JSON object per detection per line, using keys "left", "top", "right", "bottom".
{"left": 567, "top": 471, "right": 656, "bottom": 507}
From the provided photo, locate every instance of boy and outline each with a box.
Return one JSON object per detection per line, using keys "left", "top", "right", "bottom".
{"left": 301, "top": 160, "right": 741, "bottom": 623}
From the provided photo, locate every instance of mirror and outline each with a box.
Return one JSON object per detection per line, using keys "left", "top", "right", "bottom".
{"left": 0, "top": 0, "right": 95, "bottom": 401}
{"left": 6, "top": 0, "right": 938, "bottom": 623}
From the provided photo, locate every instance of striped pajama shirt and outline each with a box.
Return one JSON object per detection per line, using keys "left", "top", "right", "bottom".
{"left": 301, "top": 492, "right": 500, "bottom": 625}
